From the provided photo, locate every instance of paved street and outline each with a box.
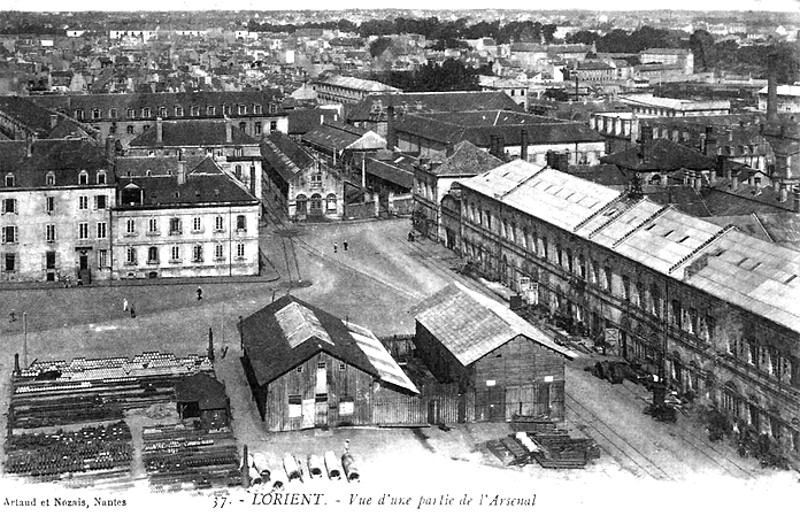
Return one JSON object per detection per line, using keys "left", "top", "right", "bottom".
{"left": 0, "top": 217, "right": 796, "bottom": 498}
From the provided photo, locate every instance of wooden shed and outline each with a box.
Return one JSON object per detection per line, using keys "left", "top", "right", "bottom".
{"left": 412, "top": 283, "right": 577, "bottom": 422}
{"left": 175, "top": 373, "right": 231, "bottom": 430}
{"left": 240, "top": 295, "right": 420, "bottom": 432}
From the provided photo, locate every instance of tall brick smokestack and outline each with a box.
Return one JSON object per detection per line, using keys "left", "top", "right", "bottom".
{"left": 767, "top": 53, "right": 778, "bottom": 123}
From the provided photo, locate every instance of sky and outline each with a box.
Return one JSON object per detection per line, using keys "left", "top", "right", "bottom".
{"left": 3, "top": 0, "right": 799, "bottom": 13}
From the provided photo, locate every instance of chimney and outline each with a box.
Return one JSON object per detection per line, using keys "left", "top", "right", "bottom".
{"left": 386, "top": 105, "right": 396, "bottom": 150}
{"left": 13, "top": 353, "right": 20, "bottom": 375}
{"left": 702, "top": 126, "right": 714, "bottom": 155}
{"left": 177, "top": 156, "right": 186, "bottom": 185}
{"left": 779, "top": 185, "right": 788, "bottom": 203}
{"left": 546, "top": 150, "right": 569, "bottom": 172}
{"left": 105, "top": 136, "right": 116, "bottom": 162}
{"left": 794, "top": 187, "right": 800, "bottom": 213}
{"left": 156, "top": 117, "right": 163, "bottom": 145}
{"left": 496, "top": 135, "right": 506, "bottom": 159}
{"left": 225, "top": 117, "right": 232, "bottom": 144}
{"left": 50, "top": 113, "right": 58, "bottom": 129}
{"left": 767, "top": 53, "right": 778, "bottom": 123}
{"left": 731, "top": 171, "right": 738, "bottom": 190}
{"left": 520, "top": 129, "right": 528, "bottom": 161}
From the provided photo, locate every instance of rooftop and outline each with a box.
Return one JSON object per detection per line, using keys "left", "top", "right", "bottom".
{"left": 129, "top": 120, "right": 258, "bottom": 148}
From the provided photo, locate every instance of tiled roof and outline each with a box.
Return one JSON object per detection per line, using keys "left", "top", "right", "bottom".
{"left": 261, "top": 132, "right": 315, "bottom": 182}
{"left": 115, "top": 167, "right": 256, "bottom": 208}
{"left": 0, "top": 138, "right": 112, "bottom": 188}
{"left": 600, "top": 139, "right": 716, "bottom": 172}
{"left": 0, "top": 96, "right": 58, "bottom": 136}
{"left": 346, "top": 91, "right": 521, "bottom": 122}
{"left": 241, "top": 295, "right": 418, "bottom": 393}
{"left": 428, "top": 140, "right": 504, "bottom": 178}
{"left": 365, "top": 157, "right": 414, "bottom": 190}
{"left": 395, "top": 110, "right": 604, "bottom": 147}
{"left": 412, "top": 283, "right": 575, "bottom": 366}
{"left": 30, "top": 90, "right": 285, "bottom": 122}
{"left": 302, "top": 121, "right": 383, "bottom": 152}
{"left": 460, "top": 160, "right": 800, "bottom": 334}
{"left": 287, "top": 107, "right": 339, "bottom": 135}
{"left": 129, "top": 120, "right": 257, "bottom": 147}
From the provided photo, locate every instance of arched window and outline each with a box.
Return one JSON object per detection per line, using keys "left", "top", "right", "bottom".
{"left": 295, "top": 194, "right": 308, "bottom": 215}
{"left": 78, "top": 171, "right": 89, "bottom": 185}
{"left": 45, "top": 172, "right": 56, "bottom": 186}
{"left": 92, "top": 108, "right": 101, "bottom": 120}
{"left": 326, "top": 193, "right": 337, "bottom": 213}
{"left": 97, "top": 171, "right": 107, "bottom": 184}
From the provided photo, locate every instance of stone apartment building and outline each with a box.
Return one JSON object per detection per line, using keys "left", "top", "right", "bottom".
{"left": 0, "top": 138, "right": 116, "bottom": 284}
{"left": 310, "top": 75, "right": 400, "bottom": 105}
{"left": 455, "top": 160, "right": 800, "bottom": 460}
{"left": 30, "top": 91, "right": 288, "bottom": 146}
{"left": 112, "top": 158, "right": 260, "bottom": 279}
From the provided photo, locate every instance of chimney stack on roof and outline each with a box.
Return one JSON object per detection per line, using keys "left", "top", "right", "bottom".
{"left": 731, "top": 171, "right": 739, "bottom": 190}
{"left": 177, "top": 155, "right": 186, "bottom": 186}
{"left": 156, "top": 117, "right": 163, "bottom": 145}
{"left": 767, "top": 53, "right": 779, "bottom": 123}
{"left": 225, "top": 117, "right": 232, "bottom": 144}
{"left": 520, "top": 129, "right": 528, "bottom": 161}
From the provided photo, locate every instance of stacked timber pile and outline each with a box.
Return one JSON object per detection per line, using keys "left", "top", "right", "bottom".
{"left": 9, "top": 353, "right": 212, "bottom": 430}
{"left": 486, "top": 423, "right": 600, "bottom": 469}
{"left": 4, "top": 421, "right": 132, "bottom": 482}
{"left": 142, "top": 422, "right": 240, "bottom": 492}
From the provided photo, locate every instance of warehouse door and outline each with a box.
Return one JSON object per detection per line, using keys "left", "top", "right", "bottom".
{"left": 487, "top": 385, "right": 504, "bottom": 421}
{"left": 537, "top": 383, "right": 551, "bottom": 417}
{"left": 315, "top": 361, "right": 328, "bottom": 427}
{"left": 302, "top": 399, "right": 315, "bottom": 429}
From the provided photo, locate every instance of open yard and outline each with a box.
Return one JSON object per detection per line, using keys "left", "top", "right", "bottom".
{"left": 0, "top": 218, "right": 797, "bottom": 514}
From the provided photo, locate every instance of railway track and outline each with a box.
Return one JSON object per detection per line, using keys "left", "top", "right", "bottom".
{"left": 565, "top": 391, "right": 675, "bottom": 481}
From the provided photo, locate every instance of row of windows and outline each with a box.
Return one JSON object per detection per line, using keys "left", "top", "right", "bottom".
{"left": 2, "top": 223, "right": 107, "bottom": 243}
{"left": 124, "top": 215, "right": 247, "bottom": 235}
{"left": 75, "top": 103, "right": 277, "bottom": 121}
{"left": 118, "top": 120, "right": 276, "bottom": 136}
{"left": 125, "top": 243, "right": 247, "bottom": 265}
{"left": 5, "top": 171, "right": 107, "bottom": 188}
{"left": 726, "top": 338, "right": 793, "bottom": 384}
{"left": 1, "top": 249, "right": 111, "bottom": 273}
{"left": 1, "top": 195, "right": 107, "bottom": 215}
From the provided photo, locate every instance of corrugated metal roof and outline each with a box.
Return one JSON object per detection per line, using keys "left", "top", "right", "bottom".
{"left": 345, "top": 321, "right": 419, "bottom": 394}
{"left": 412, "top": 283, "right": 576, "bottom": 367}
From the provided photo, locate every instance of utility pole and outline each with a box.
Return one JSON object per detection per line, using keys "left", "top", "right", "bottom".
{"left": 22, "top": 311, "right": 28, "bottom": 370}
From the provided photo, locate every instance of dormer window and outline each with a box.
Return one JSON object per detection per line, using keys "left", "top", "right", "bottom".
{"left": 97, "top": 171, "right": 107, "bottom": 184}
{"left": 158, "top": 106, "right": 167, "bottom": 117}
{"left": 5, "top": 173, "right": 14, "bottom": 187}
{"left": 75, "top": 109, "right": 85, "bottom": 121}
{"left": 268, "top": 103, "right": 277, "bottom": 114}
{"left": 238, "top": 105, "right": 246, "bottom": 115}
{"left": 191, "top": 106, "right": 200, "bottom": 116}
{"left": 126, "top": 108, "right": 135, "bottom": 118}
{"left": 175, "top": 106, "right": 184, "bottom": 117}
{"left": 92, "top": 108, "right": 101, "bottom": 120}
{"left": 141, "top": 107, "right": 151, "bottom": 118}
{"left": 78, "top": 171, "right": 89, "bottom": 185}
{"left": 46, "top": 172, "right": 55, "bottom": 186}
{"left": 207, "top": 106, "right": 215, "bottom": 116}
{"left": 253, "top": 104, "right": 262, "bottom": 115}
{"left": 109, "top": 108, "right": 118, "bottom": 119}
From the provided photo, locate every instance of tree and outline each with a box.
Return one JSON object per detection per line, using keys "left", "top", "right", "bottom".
{"left": 689, "top": 30, "right": 715, "bottom": 71}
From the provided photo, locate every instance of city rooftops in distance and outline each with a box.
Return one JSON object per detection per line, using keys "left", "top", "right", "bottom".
{"left": 347, "top": 90, "right": 523, "bottom": 122}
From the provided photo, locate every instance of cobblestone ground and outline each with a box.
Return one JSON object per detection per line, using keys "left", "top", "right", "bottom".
{"left": 0, "top": 218, "right": 796, "bottom": 514}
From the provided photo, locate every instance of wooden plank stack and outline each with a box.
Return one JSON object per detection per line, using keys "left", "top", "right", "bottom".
{"left": 486, "top": 424, "right": 600, "bottom": 470}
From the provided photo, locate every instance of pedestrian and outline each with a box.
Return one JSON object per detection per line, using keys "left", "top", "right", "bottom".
{"left": 221, "top": 346, "right": 229, "bottom": 359}
{"left": 9, "top": 310, "right": 16, "bottom": 323}
{"left": 130, "top": 303, "right": 136, "bottom": 319}
{"left": 123, "top": 298, "right": 129, "bottom": 312}
{"left": 197, "top": 287, "right": 203, "bottom": 301}
{"left": 343, "top": 241, "right": 348, "bottom": 251}
{"left": 333, "top": 243, "right": 338, "bottom": 254}
{"left": 344, "top": 439, "right": 350, "bottom": 453}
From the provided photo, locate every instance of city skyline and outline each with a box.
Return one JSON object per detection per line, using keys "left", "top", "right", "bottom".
{"left": 2, "top": 0, "right": 798, "bottom": 13}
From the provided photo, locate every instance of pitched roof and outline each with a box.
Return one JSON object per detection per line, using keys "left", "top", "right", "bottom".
{"left": 261, "top": 131, "right": 315, "bottom": 182}
{"left": 395, "top": 110, "right": 604, "bottom": 147}
{"left": 0, "top": 138, "right": 112, "bottom": 188}
{"left": 459, "top": 160, "right": 800, "bottom": 335}
{"left": 115, "top": 167, "right": 256, "bottom": 208}
{"left": 302, "top": 121, "right": 385, "bottom": 152}
{"left": 365, "top": 156, "right": 414, "bottom": 189}
{"left": 175, "top": 373, "right": 228, "bottom": 411}
{"left": 129, "top": 120, "right": 257, "bottom": 147}
{"left": 428, "top": 140, "right": 504, "bottom": 178}
{"left": 412, "top": 283, "right": 575, "bottom": 366}
{"left": 312, "top": 75, "right": 400, "bottom": 93}
{"left": 241, "top": 295, "right": 418, "bottom": 393}
{"left": 287, "top": 107, "right": 339, "bottom": 135}
{"left": 0, "top": 96, "right": 59, "bottom": 137}
{"left": 346, "top": 91, "right": 522, "bottom": 122}
{"left": 600, "top": 139, "right": 716, "bottom": 172}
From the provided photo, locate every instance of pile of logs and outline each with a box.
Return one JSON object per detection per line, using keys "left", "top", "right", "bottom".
{"left": 486, "top": 424, "right": 600, "bottom": 470}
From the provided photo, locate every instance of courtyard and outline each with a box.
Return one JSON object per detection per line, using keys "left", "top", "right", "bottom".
{"left": 0, "top": 217, "right": 797, "bottom": 514}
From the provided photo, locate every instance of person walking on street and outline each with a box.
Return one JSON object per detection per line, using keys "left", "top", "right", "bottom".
{"left": 333, "top": 243, "right": 338, "bottom": 254}
{"left": 343, "top": 241, "right": 348, "bottom": 251}
{"left": 197, "top": 287, "right": 203, "bottom": 301}
{"left": 123, "top": 298, "right": 129, "bottom": 312}
{"left": 130, "top": 303, "right": 136, "bottom": 319}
